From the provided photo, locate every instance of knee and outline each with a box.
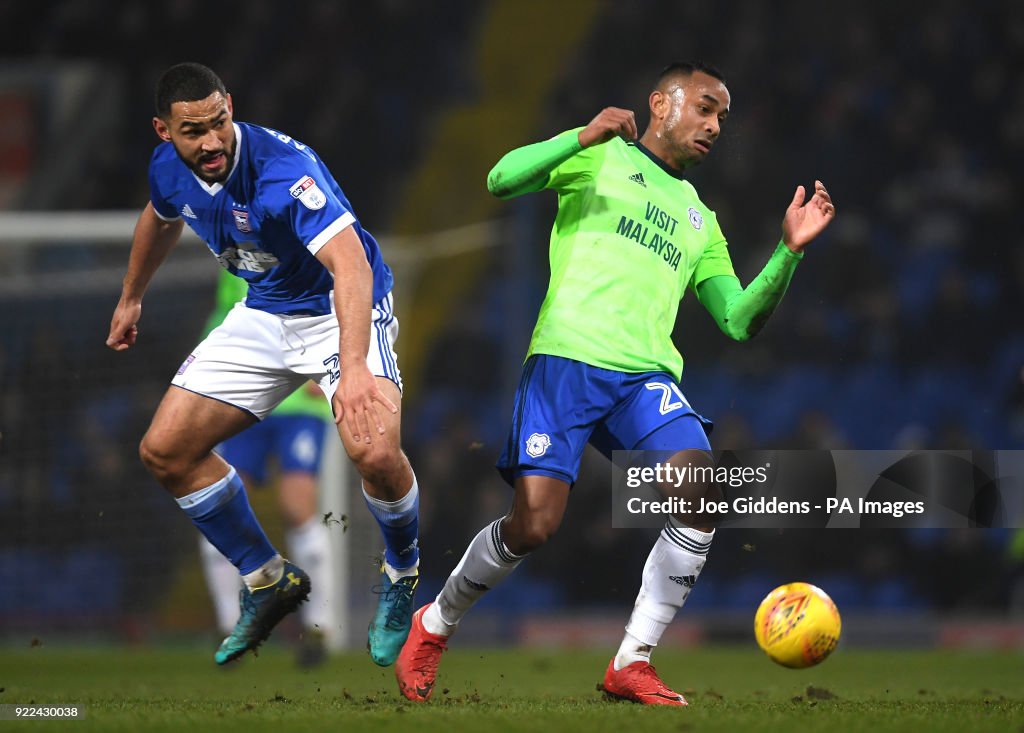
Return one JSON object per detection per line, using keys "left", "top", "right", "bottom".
{"left": 660, "top": 449, "right": 718, "bottom": 503}
{"left": 503, "top": 512, "right": 560, "bottom": 555}
{"left": 350, "top": 441, "right": 406, "bottom": 487}
{"left": 139, "top": 431, "right": 184, "bottom": 484}
{"left": 279, "top": 504, "right": 314, "bottom": 529}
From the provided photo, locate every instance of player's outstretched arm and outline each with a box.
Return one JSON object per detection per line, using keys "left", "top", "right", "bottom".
{"left": 486, "top": 134, "right": 583, "bottom": 199}
{"left": 696, "top": 181, "right": 836, "bottom": 342}
{"left": 486, "top": 107, "right": 637, "bottom": 199}
{"left": 106, "top": 203, "right": 183, "bottom": 351}
{"left": 695, "top": 249, "right": 800, "bottom": 343}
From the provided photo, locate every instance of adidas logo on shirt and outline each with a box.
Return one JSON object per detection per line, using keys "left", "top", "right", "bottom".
{"left": 181, "top": 204, "right": 197, "bottom": 219}
{"left": 628, "top": 172, "right": 646, "bottom": 188}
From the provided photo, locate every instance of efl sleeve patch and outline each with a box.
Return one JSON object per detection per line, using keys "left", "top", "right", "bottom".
{"left": 289, "top": 176, "right": 327, "bottom": 210}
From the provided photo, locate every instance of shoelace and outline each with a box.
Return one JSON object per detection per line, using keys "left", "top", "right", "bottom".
{"left": 372, "top": 579, "right": 416, "bottom": 630}
{"left": 225, "top": 590, "right": 260, "bottom": 639}
{"left": 409, "top": 634, "right": 446, "bottom": 674}
{"left": 637, "top": 664, "right": 681, "bottom": 697}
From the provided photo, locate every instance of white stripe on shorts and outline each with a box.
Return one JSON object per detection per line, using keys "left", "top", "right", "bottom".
{"left": 373, "top": 293, "right": 399, "bottom": 384}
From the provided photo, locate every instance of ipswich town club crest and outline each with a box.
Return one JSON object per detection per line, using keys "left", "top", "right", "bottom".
{"left": 232, "top": 208, "right": 252, "bottom": 233}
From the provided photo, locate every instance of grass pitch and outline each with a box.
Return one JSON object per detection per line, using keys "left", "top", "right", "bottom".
{"left": 1, "top": 644, "right": 1021, "bottom": 732}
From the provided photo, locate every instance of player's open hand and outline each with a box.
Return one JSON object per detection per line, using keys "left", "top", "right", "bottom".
{"left": 333, "top": 362, "right": 398, "bottom": 445}
{"left": 578, "top": 107, "right": 638, "bottom": 148}
{"left": 781, "top": 180, "right": 836, "bottom": 253}
{"left": 106, "top": 299, "right": 142, "bottom": 351}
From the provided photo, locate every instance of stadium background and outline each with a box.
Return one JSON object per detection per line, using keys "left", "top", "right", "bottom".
{"left": 1, "top": 0, "right": 1022, "bottom": 651}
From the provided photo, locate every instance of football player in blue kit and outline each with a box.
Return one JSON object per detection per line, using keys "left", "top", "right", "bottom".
{"left": 106, "top": 63, "right": 420, "bottom": 667}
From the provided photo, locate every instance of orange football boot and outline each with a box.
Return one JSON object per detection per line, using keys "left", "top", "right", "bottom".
{"left": 395, "top": 604, "right": 449, "bottom": 702}
{"left": 602, "top": 659, "right": 688, "bottom": 706}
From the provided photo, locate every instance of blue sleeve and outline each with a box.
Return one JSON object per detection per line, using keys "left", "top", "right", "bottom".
{"left": 148, "top": 149, "right": 181, "bottom": 221}
{"left": 260, "top": 154, "right": 356, "bottom": 255}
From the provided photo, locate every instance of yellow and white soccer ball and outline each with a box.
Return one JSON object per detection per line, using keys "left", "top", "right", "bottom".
{"left": 754, "top": 582, "right": 841, "bottom": 669}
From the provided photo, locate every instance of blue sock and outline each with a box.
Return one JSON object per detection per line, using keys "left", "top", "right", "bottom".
{"left": 363, "top": 477, "right": 420, "bottom": 571}
{"left": 177, "top": 467, "right": 277, "bottom": 575}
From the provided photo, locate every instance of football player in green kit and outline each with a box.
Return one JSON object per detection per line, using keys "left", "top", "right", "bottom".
{"left": 397, "top": 62, "right": 835, "bottom": 705}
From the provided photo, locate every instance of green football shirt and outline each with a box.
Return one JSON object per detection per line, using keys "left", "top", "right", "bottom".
{"left": 527, "top": 128, "right": 736, "bottom": 380}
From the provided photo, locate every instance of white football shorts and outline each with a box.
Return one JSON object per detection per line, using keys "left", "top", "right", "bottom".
{"left": 171, "top": 292, "right": 401, "bottom": 419}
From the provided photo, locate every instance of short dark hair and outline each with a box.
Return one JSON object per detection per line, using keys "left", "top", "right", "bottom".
{"left": 155, "top": 62, "right": 226, "bottom": 118}
{"left": 656, "top": 61, "right": 726, "bottom": 88}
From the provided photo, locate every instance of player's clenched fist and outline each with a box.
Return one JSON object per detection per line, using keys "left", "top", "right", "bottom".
{"left": 106, "top": 299, "right": 141, "bottom": 351}
{"left": 578, "top": 107, "right": 637, "bottom": 148}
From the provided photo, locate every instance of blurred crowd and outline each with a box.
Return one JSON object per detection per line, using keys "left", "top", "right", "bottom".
{"left": 1, "top": 0, "right": 1022, "bottom": 631}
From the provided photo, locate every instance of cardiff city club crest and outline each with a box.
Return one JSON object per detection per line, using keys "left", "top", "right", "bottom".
{"left": 525, "top": 432, "right": 552, "bottom": 458}
{"left": 688, "top": 207, "right": 703, "bottom": 230}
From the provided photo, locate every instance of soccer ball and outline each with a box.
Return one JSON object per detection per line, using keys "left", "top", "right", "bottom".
{"left": 754, "top": 582, "right": 841, "bottom": 669}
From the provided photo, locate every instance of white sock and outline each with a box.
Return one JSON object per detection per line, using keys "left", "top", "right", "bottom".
{"left": 242, "top": 553, "right": 284, "bottom": 590}
{"left": 198, "top": 534, "right": 242, "bottom": 635}
{"left": 383, "top": 558, "right": 420, "bottom": 583}
{"left": 287, "top": 516, "right": 336, "bottom": 639}
{"left": 614, "top": 631, "right": 653, "bottom": 669}
{"left": 615, "top": 520, "right": 714, "bottom": 670}
{"left": 422, "top": 518, "right": 524, "bottom": 636}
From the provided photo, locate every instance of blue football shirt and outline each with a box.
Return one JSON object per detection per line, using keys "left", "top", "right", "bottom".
{"left": 148, "top": 121, "right": 392, "bottom": 315}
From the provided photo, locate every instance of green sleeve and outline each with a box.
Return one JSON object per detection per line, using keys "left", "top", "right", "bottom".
{"left": 690, "top": 212, "right": 736, "bottom": 286}
{"left": 202, "top": 271, "right": 248, "bottom": 338}
{"left": 486, "top": 128, "right": 586, "bottom": 199}
{"left": 695, "top": 241, "right": 803, "bottom": 342}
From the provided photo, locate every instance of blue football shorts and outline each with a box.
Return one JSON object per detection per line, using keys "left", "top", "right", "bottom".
{"left": 218, "top": 413, "right": 329, "bottom": 485}
{"left": 496, "top": 354, "right": 712, "bottom": 486}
